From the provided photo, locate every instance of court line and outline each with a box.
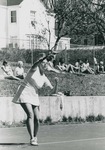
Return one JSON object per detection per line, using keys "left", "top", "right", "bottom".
{"left": 39, "top": 137, "right": 105, "bottom": 145}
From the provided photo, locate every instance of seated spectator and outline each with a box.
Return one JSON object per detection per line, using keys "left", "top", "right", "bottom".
{"left": 44, "top": 54, "right": 60, "bottom": 73}
{"left": 74, "top": 59, "right": 81, "bottom": 72}
{"left": 66, "top": 63, "right": 76, "bottom": 73}
{"left": 1, "top": 60, "right": 20, "bottom": 80}
{"left": 93, "top": 57, "right": 99, "bottom": 74}
{"left": 99, "top": 61, "right": 104, "bottom": 73}
{"left": 80, "top": 59, "right": 94, "bottom": 74}
{"left": 56, "top": 58, "right": 68, "bottom": 72}
{"left": 56, "top": 58, "right": 76, "bottom": 73}
{"left": 93, "top": 58, "right": 105, "bottom": 74}
{"left": 14, "top": 61, "right": 25, "bottom": 79}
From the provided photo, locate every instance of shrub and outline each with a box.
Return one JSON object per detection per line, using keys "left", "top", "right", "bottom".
{"left": 68, "top": 116, "right": 72, "bottom": 122}
{"left": 95, "top": 114, "right": 105, "bottom": 121}
{"left": 44, "top": 116, "right": 52, "bottom": 124}
{"left": 73, "top": 116, "right": 84, "bottom": 123}
{"left": 39, "top": 119, "right": 44, "bottom": 124}
{"left": 86, "top": 115, "right": 95, "bottom": 122}
{"left": 62, "top": 116, "right": 68, "bottom": 122}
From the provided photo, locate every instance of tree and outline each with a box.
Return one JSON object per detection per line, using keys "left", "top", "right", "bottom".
{"left": 41, "top": 0, "right": 105, "bottom": 47}
{"left": 80, "top": 0, "right": 105, "bottom": 44}
{"left": 41, "top": 0, "right": 71, "bottom": 50}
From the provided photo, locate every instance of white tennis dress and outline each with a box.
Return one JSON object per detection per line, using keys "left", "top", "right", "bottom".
{"left": 12, "top": 67, "right": 53, "bottom": 106}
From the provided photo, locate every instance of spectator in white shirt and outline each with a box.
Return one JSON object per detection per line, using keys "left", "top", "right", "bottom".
{"left": 14, "top": 61, "right": 25, "bottom": 79}
{"left": 1, "top": 60, "right": 20, "bottom": 80}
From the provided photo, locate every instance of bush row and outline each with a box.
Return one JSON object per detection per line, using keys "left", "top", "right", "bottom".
{"left": 39, "top": 114, "right": 105, "bottom": 125}
{"left": 1, "top": 46, "right": 105, "bottom": 65}
{"left": 0, "top": 114, "right": 105, "bottom": 128}
{"left": 0, "top": 48, "right": 49, "bottom": 63}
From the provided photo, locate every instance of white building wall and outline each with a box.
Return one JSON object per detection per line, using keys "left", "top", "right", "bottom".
{"left": 7, "top": 6, "right": 20, "bottom": 48}
{"left": 18, "top": 0, "right": 57, "bottom": 49}
{"left": 0, "top": 5, "right": 7, "bottom": 49}
{"left": 0, "top": 0, "right": 70, "bottom": 50}
{"left": 46, "top": 13, "right": 56, "bottom": 49}
{"left": 57, "top": 37, "right": 71, "bottom": 50}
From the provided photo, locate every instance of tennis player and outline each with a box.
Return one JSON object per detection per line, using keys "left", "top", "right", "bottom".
{"left": 12, "top": 53, "right": 59, "bottom": 146}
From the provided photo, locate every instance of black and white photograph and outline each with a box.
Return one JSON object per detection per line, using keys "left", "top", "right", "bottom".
{"left": 0, "top": 0, "right": 105, "bottom": 149}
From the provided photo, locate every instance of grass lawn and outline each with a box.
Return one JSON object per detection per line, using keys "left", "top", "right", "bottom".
{"left": 0, "top": 60, "right": 105, "bottom": 96}
{"left": 0, "top": 68, "right": 105, "bottom": 96}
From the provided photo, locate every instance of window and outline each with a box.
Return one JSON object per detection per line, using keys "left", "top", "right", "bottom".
{"left": 30, "top": 11, "right": 36, "bottom": 28}
{"left": 95, "top": 34, "right": 104, "bottom": 45}
{"left": 26, "top": 34, "right": 36, "bottom": 49}
{"left": 26, "top": 34, "right": 41, "bottom": 49}
{"left": 84, "top": 39, "right": 88, "bottom": 45}
{"left": 11, "top": 11, "right": 16, "bottom": 23}
{"left": 10, "top": 36, "right": 18, "bottom": 48}
{"left": 26, "top": 35, "right": 31, "bottom": 49}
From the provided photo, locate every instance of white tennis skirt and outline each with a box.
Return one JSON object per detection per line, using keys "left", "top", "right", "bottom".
{"left": 12, "top": 84, "right": 40, "bottom": 106}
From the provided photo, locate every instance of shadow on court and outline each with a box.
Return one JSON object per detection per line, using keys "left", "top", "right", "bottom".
{"left": 0, "top": 123, "right": 105, "bottom": 150}
{"left": 0, "top": 143, "right": 29, "bottom": 145}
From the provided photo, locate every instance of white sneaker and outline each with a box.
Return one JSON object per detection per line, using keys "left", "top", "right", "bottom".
{"left": 30, "top": 137, "right": 38, "bottom": 146}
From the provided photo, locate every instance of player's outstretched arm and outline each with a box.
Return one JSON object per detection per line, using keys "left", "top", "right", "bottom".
{"left": 50, "top": 77, "right": 59, "bottom": 95}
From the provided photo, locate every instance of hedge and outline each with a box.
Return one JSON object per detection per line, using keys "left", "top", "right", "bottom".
{"left": 1, "top": 46, "right": 105, "bottom": 66}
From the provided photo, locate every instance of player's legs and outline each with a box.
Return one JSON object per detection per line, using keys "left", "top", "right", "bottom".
{"left": 20, "top": 103, "right": 34, "bottom": 140}
{"left": 32, "top": 106, "right": 40, "bottom": 138}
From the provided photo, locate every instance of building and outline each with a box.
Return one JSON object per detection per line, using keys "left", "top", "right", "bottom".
{"left": 0, "top": 0, "right": 70, "bottom": 50}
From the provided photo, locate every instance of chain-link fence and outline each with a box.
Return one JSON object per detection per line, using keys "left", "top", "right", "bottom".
{"left": 1, "top": 45, "right": 105, "bottom": 67}
{"left": 56, "top": 46, "right": 105, "bottom": 67}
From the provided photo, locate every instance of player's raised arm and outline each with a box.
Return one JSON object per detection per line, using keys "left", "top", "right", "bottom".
{"left": 31, "top": 53, "right": 48, "bottom": 71}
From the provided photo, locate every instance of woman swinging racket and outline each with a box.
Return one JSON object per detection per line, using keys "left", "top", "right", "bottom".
{"left": 12, "top": 53, "right": 59, "bottom": 146}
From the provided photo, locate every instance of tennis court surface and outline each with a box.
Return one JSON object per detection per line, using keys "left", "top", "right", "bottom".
{"left": 0, "top": 123, "right": 105, "bottom": 150}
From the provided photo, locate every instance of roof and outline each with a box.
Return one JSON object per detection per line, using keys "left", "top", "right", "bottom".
{"left": 7, "top": 0, "right": 23, "bottom": 6}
